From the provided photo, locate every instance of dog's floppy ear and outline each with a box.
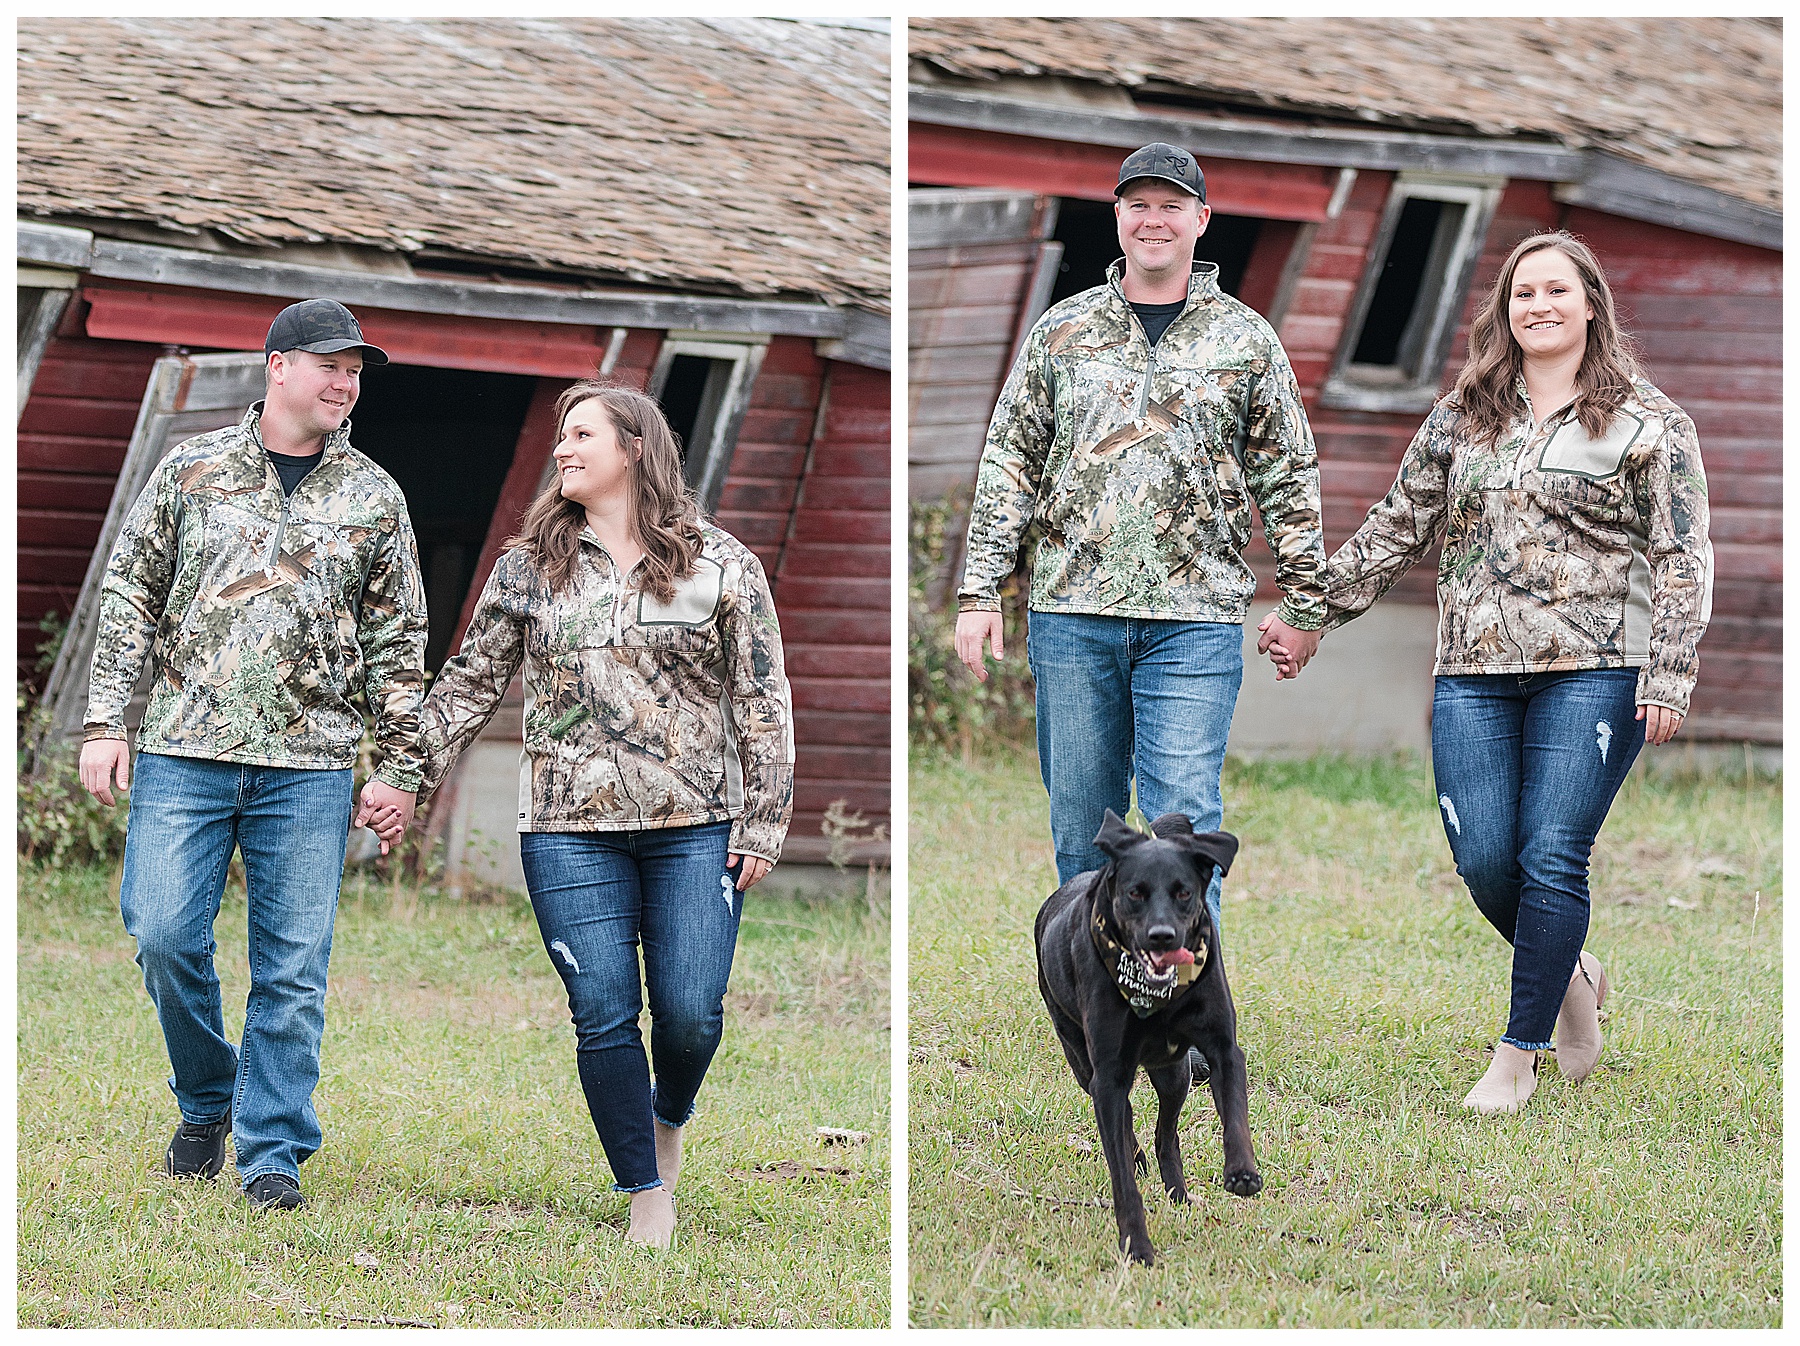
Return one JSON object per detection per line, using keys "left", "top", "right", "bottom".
{"left": 1149, "top": 812, "right": 1194, "bottom": 838}
{"left": 1172, "top": 829, "right": 1239, "bottom": 879}
{"left": 1094, "top": 809, "right": 1149, "bottom": 860}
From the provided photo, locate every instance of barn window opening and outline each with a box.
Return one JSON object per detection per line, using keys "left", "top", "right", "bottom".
{"left": 349, "top": 364, "right": 533, "bottom": 671}
{"left": 1047, "top": 197, "right": 1263, "bottom": 309}
{"left": 1325, "top": 176, "right": 1500, "bottom": 413}
{"left": 1351, "top": 197, "right": 1468, "bottom": 368}
{"left": 650, "top": 335, "right": 767, "bottom": 512}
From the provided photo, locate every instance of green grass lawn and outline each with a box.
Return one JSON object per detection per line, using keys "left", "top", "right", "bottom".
{"left": 19, "top": 865, "right": 889, "bottom": 1328}
{"left": 909, "top": 748, "right": 1781, "bottom": 1328}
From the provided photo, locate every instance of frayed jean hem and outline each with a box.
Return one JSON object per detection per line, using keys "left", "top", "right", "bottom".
{"left": 650, "top": 1086, "right": 697, "bottom": 1130}
{"left": 611, "top": 1177, "right": 665, "bottom": 1194}
{"left": 1500, "top": 1036, "right": 1554, "bottom": 1052}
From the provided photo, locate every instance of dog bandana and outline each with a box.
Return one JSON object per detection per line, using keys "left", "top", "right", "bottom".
{"left": 1090, "top": 899, "right": 1208, "bottom": 1018}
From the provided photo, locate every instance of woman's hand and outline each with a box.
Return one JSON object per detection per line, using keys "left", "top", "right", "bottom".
{"left": 730, "top": 853, "right": 772, "bottom": 891}
{"left": 1255, "top": 613, "right": 1321, "bottom": 680}
{"left": 1637, "top": 704, "right": 1683, "bottom": 746}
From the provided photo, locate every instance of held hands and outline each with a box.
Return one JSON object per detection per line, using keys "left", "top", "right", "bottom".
{"left": 79, "top": 738, "right": 132, "bottom": 806}
{"left": 954, "top": 611, "right": 1005, "bottom": 682}
{"left": 1637, "top": 704, "right": 1683, "bottom": 746}
{"left": 730, "top": 853, "right": 772, "bottom": 891}
{"left": 355, "top": 779, "right": 418, "bottom": 855}
{"left": 1255, "top": 613, "right": 1321, "bottom": 681}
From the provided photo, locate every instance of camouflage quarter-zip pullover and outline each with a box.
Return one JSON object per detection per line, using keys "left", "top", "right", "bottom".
{"left": 1322, "top": 379, "right": 1713, "bottom": 714}
{"left": 957, "top": 259, "right": 1327, "bottom": 629}
{"left": 417, "top": 524, "right": 795, "bottom": 863}
{"left": 84, "top": 403, "right": 428, "bottom": 789}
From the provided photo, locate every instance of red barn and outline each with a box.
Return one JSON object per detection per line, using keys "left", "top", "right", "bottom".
{"left": 909, "top": 17, "right": 1779, "bottom": 757}
{"left": 19, "top": 17, "right": 892, "bottom": 879}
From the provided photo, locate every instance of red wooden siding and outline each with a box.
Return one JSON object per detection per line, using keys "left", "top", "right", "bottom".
{"left": 1564, "top": 209, "right": 1781, "bottom": 741}
{"left": 912, "top": 123, "right": 1342, "bottom": 221}
{"left": 81, "top": 282, "right": 617, "bottom": 378}
{"left": 742, "top": 347, "right": 892, "bottom": 863}
{"left": 18, "top": 294, "right": 164, "bottom": 675}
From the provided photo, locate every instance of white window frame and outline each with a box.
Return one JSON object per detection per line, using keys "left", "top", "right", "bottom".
{"left": 648, "top": 331, "right": 770, "bottom": 513}
{"left": 1322, "top": 175, "right": 1502, "bottom": 414}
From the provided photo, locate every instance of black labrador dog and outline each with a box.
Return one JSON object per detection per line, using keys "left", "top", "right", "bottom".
{"left": 1035, "top": 809, "right": 1262, "bottom": 1266}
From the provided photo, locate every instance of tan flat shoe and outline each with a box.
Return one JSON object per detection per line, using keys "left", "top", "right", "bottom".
{"left": 1462, "top": 1044, "right": 1539, "bottom": 1115}
{"left": 1554, "top": 951, "right": 1609, "bottom": 1083}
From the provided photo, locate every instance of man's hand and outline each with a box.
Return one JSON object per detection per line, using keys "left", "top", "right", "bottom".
{"left": 954, "top": 611, "right": 1005, "bottom": 682}
{"left": 1255, "top": 613, "right": 1322, "bottom": 681}
{"left": 1637, "top": 704, "right": 1683, "bottom": 746}
{"left": 730, "top": 853, "right": 773, "bottom": 892}
{"left": 79, "top": 738, "right": 132, "bottom": 807}
{"left": 354, "top": 780, "right": 418, "bottom": 855}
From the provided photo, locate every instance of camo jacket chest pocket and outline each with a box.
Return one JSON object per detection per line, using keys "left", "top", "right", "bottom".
{"left": 629, "top": 558, "right": 727, "bottom": 659}
{"left": 1527, "top": 414, "right": 1648, "bottom": 521}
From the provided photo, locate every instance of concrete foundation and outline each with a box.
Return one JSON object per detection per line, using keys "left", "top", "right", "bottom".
{"left": 443, "top": 740, "right": 530, "bottom": 892}
{"left": 1231, "top": 603, "right": 1438, "bottom": 757}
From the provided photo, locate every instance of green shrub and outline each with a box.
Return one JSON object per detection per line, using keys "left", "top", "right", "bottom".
{"left": 908, "top": 494, "right": 1036, "bottom": 755}
{"left": 17, "top": 613, "right": 132, "bottom": 865}
{"left": 18, "top": 703, "right": 131, "bottom": 866}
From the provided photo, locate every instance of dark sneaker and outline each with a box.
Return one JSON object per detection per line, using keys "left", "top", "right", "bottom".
{"left": 1188, "top": 1047, "right": 1211, "bottom": 1087}
{"left": 165, "top": 1113, "right": 231, "bottom": 1179}
{"left": 245, "top": 1173, "right": 306, "bottom": 1211}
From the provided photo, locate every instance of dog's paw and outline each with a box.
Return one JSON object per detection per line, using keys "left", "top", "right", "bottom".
{"left": 1164, "top": 1182, "right": 1190, "bottom": 1206}
{"left": 1132, "top": 1146, "right": 1148, "bottom": 1176}
{"left": 1120, "top": 1234, "right": 1156, "bottom": 1267}
{"left": 1223, "top": 1168, "right": 1264, "bottom": 1198}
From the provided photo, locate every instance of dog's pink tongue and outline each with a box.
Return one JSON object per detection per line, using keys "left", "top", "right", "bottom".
{"left": 1146, "top": 948, "right": 1195, "bottom": 973}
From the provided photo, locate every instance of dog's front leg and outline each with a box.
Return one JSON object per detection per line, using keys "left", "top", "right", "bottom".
{"left": 1090, "top": 1062, "right": 1155, "bottom": 1265}
{"left": 1203, "top": 1038, "right": 1263, "bottom": 1198}
{"left": 1146, "top": 1061, "right": 1190, "bottom": 1203}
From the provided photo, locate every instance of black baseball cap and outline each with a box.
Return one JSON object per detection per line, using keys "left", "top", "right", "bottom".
{"left": 1115, "top": 143, "right": 1206, "bottom": 202}
{"left": 264, "top": 299, "right": 389, "bottom": 365}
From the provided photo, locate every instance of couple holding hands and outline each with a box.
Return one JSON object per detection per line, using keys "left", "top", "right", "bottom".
{"left": 77, "top": 299, "right": 792, "bottom": 1248}
{"left": 954, "top": 143, "right": 1711, "bottom": 1116}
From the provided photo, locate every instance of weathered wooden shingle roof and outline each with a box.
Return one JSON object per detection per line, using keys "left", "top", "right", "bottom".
{"left": 910, "top": 17, "right": 1780, "bottom": 212}
{"left": 19, "top": 17, "right": 890, "bottom": 312}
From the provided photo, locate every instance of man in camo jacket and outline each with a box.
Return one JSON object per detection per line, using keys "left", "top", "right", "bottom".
{"left": 955, "top": 143, "right": 1327, "bottom": 922}
{"left": 78, "top": 299, "right": 427, "bottom": 1211}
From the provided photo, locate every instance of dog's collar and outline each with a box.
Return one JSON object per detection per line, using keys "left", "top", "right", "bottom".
{"left": 1089, "top": 890, "right": 1208, "bottom": 1019}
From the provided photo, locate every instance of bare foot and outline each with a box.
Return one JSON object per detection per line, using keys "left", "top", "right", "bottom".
{"left": 626, "top": 1185, "right": 676, "bottom": 1249}
{"left": 654, "top": 1117, "right": 684, "bottom": 1193}
{"left": 1462, "top": 1042, "right": 1539, "bottom": 1115}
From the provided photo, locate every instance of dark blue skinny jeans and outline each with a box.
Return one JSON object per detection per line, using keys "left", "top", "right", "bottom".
{"left": 519, "top": 822, "right": 741, "bottom": 1192}
{"left": 1431, "top": 669, "right": 1645, "bottom": 1050}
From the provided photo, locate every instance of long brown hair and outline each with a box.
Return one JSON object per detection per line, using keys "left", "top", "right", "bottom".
{"left": 507, "top": 380, "right": 703, "bottom": 603}
{"left": 1450, "top": 231, "right": 1642, "bottom": 445}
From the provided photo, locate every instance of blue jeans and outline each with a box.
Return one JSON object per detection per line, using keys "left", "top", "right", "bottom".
{"left": 1027, "top": 612, "right": 1243, "bottom": 928}
{"left": 1431, "top": 670, "right": 1645, "bottom": 1050}
{"left": 118, "top": 752, "right": 354, "bottom": 1186}
{"left": 519, "top": 823, "right": 742, "bottom": 1192}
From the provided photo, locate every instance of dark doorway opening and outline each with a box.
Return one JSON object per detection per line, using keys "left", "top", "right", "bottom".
{"left": 1047, "top": 198, "right": 1264, "bottom": 308}
{"left": 350, "top": 365, "right": 535, "bottom": 671}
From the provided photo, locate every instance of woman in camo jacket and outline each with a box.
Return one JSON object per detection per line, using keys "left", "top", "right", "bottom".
{"left": 415, "top": 380, "right": 793, "bottom": 1246}
{"left": 1278, "top": 232, "right": 1711, "bottom": 1115}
